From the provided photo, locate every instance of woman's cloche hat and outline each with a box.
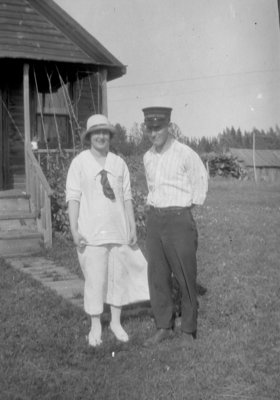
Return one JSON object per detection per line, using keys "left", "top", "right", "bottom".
{"left": 82, "top": 114, "right": 116, "bottom": 143}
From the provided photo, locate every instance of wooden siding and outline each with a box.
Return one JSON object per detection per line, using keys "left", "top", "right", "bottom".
{"left": 230, "top": 148, "right": 280, "bottom": 168}
{"left": 0, "top": 0, "right": 126, "bottom": 80}
{"left": 229, "top": 148, "right": 280, "bottom": 183}
{"left": 246, "top": 166, "right": 280, "bottom": 183}
{"left": 0, "top": 0, "right": 93, "bottom": 63}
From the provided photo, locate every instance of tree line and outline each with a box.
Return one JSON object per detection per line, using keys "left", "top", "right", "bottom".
{"left": 111, "top": 124, "right": 280, "bottom": 155}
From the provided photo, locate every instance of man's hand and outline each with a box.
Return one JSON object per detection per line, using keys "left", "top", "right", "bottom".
{"left": 124, "top": 199, "right": 138, "bottom": 247}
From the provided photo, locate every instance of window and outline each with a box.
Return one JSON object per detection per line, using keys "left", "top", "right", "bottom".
{"left": 36, "top": 84, "right": 72, "bottom": 148}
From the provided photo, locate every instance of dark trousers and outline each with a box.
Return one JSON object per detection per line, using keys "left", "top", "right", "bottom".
{"left": 146, "top": 207, "right": 198, "bottom": 334}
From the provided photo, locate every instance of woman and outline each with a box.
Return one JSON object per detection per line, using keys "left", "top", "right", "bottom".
{"left": 66, "top": 114, "right": 149, "bottom": 347}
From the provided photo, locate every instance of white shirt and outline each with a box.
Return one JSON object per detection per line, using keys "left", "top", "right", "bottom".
{"left": 143, "top": 138, "right": 208, "bottom": 207}
{"left": 66, "top": 150, "right": 132, "bottom": 245}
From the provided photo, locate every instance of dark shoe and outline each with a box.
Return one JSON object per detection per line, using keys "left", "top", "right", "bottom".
{"left": 143, "top": 328, "right": 174, "bottom": 347}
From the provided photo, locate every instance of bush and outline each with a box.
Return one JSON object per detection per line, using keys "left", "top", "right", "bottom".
{"left": 201, "top": 152, "right": 247, "bottom": 179}
{"left": 124, "top": 155, "right": 148, "bottom": 241}
{"left": 42, "top": 152, "right": 74, "bottom": 239}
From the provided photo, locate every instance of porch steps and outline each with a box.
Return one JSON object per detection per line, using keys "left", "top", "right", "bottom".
{"left": 0, "top": 191, "right": 30, "bottom": 212}
{"left": 13, "top": 174, "right": 26, "bottom": 191}
{"left": 0, "top": 191, "right": 43, "bottom": 257}
{"left": 10, "top": 165, "right": 26, "bottom": 191}
{"left": 0, "top": 211, "right": 38, "bottom": 230}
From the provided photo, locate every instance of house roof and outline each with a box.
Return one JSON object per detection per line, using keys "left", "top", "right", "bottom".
{"left": 229, "top": 148, "right": 280, "bottom": 168}
{"left": 0, "top": 0, "right": 126, "bottom": 80}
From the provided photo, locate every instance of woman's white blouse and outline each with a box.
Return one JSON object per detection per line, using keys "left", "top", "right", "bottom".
{"left": 66, "top": 150, "right": 132, "bottom": 245}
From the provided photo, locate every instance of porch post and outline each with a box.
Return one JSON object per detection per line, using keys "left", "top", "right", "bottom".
{"left": 100, "top": 68, "right": 108, "bottom": 116}
{"left": 0, "top": 88, "right": 3, "bottom": 189}
{"left": 23, "top": 63, "right": 31, "bottom": 192}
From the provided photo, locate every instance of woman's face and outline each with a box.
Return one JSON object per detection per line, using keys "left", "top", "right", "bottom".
{"left": 90, "top": 129, "right": 111, "bottom": 153}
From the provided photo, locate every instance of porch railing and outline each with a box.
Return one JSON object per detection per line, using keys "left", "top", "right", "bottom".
{"left": 34, "top": 148, "right": 77, "bottom": 165}
{"left": 25, "top": 143, "right": 53, "bottom": 248}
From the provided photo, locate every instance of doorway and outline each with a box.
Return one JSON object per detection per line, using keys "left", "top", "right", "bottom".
{"left": 0, "top": 78, "right": 25, "bottom": 190}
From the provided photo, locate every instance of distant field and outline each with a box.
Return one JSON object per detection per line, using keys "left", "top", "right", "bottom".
{"left": 1, "top": 179, "right": 279, "bottom": 400}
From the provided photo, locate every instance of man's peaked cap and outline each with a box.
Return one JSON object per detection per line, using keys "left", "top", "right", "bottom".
{"left": 142, "top": 107, "right": 172, "bottom": 126}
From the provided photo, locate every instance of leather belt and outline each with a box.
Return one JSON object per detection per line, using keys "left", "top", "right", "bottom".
{"left": 149, "top": 206, "right": 190, "bottom": 214}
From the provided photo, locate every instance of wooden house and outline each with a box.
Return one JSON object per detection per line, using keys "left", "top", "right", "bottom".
{"left": 229, "top": 148, "right": 280, "bottom": 183}
{"left": 0, "top": 0, "right": 126, "bottom": 255}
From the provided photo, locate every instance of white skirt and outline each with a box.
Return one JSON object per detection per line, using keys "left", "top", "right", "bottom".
{"left": 77, "top": 244, "right": 150, "bottom": 315}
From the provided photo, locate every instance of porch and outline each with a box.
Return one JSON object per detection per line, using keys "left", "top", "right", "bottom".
{"left": 0, "top": 62, "right": 107, "bottom": 254}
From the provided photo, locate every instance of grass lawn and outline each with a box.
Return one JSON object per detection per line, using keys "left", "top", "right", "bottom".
{"left": 1, "top": 179, "right": 279, "bottom": 400}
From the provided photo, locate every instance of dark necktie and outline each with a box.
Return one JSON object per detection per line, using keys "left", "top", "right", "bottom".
{"left": 100, "top": 170, "right": 115, "bottom": 200}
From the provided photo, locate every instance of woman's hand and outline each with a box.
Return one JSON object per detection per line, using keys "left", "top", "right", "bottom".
{"left": 72, "top": 231, "right": 88, "bottom": 250}
{"left": 68, "top": 201, "right": 87, "bottom": 250}
{"left": 129, "top": 227, "right": 137, "bottom": 246}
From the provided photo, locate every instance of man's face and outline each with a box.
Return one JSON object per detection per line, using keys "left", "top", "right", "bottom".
{"left": 90, "top": 129, "right": 111, "bottom": 152}
{"left": 145, "top": 123, "right": 170, "bottom": 151}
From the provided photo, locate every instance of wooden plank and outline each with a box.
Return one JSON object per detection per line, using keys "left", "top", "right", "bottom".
{"left": 23, "top": 63, "right": 30, "bottom": 145}
{"left": 0, "top": 37, "right": 83, "bottom": 51}
{"left": 23, "top": 63, "right": 30, "bottom": 193}
{"left": 0, "top": 11, "right": 40, "bottom": 21}
{"left": 0, "top": 27, "right": 76, "bottom": 43}
{"left": 0, "top": 87, "right": 3, "bottom": 189}
{"left": 26, "top": 146, "right": 52, "bottom": 196}
{"left": 0, "top": 16, "right": 66, "bottom": 30}
{"left": 45, "top": 191, "right": 52, "bottom": 248}
{"left": 0, "top": 0, "right": 32, "bottom": 7}
{"left": 0, "top": 31, "right": 79, "bottom": 47}
{"left": 0, "top": 48, "right": 90, "bottom": 64}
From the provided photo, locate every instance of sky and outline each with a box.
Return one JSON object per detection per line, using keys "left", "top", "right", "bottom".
{"left": 54, "top": 0, "right": 280, "bottom": 138}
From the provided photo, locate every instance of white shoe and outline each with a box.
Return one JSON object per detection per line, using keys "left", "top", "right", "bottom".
{"left": 109, "top": 323, "right": 129, "bottom": 342}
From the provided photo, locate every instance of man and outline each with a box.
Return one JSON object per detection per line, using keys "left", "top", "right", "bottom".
{"left": 142, "top": 106, "right": 208, "bottom": 347}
